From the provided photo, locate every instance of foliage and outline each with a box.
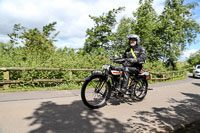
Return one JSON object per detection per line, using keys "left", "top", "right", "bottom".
{"left": 2, "top": 0, "right": 200, "bottom": 90}
{"left": 84, "top": 0, "right": 200, "bottom": 67}
{"left": 176, "top": 61, "right": 189, "bottom": 71}
{"left": 134, "top": 0, "right": 162, "bottom": 61}
{"left": 0, "top": 41, "right": 111, "bottom": 88}
{"left": 187, "top": 50, "right": 200, "bottom": 71}
{"left": 0, "top": 40, "right": 187, "bottom": 90}
{"left": 84, "top": 7, "right": 125, "bottom": 53}
{"left": 8, "top": 22, "right": 59, "bottom": 62}
{"left": 114, "top": 17, "right": 134, "bottom": 54}
{"left": 158, "top": 0, "right": 200, "bottom": 63}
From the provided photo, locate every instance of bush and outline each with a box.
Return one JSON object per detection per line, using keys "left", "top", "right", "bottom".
{"left": 0, "top": 42, "right": 187, "bottom": 90}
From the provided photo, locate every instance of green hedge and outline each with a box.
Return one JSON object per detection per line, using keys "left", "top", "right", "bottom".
{"left": 0, "top": 42, "right": 187, "bottom": 90}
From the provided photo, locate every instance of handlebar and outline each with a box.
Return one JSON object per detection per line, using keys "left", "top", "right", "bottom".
{"left": 111, "top": 58, "right": 126, "bottom": 64}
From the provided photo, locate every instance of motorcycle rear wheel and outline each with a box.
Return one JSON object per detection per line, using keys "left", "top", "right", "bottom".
{"left": 130, "top": 78, "right": 148, "bottom": 101}
{"left": 81, "top": 74, "right": 111, "bottom": 109}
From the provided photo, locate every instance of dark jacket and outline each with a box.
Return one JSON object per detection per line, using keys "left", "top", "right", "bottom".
{"left": 123, "top": 44, "right": 146, "bottom": 70}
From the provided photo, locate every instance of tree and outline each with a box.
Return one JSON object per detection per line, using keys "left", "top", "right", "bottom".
{"left": 187, "top": 50, "right": 200, "bottom": 66}
{"left": 8, "top": 22, "right": 59, "bottom": 61}
{"left": 114, "top": 17, "right": 134, "bottom": 54}
{"left": 84, "top": 7, "right": 124, "bottom": 53}
{"left": 83, "top": 0, "right": 200, "bottom": 66}
{"left": 134, "top": 0, "right": 162, "bottom": 61}
{"left": 158, "top": 0, "right": 200, "bottom": 65}
{"left": 115, "top": 0, "right": 162, "bottom": 61}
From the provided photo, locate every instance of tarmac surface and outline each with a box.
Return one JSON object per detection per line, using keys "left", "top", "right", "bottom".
{"left": 0, "top": 73, "right": 200, "bottom": 133}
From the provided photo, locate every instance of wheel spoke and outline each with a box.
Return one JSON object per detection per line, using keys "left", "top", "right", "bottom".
{"left": 131, "top": 78, "right": 148, "bottom": 100}
{"left": 81, "top": 76, "right": 109, "bottom": 109}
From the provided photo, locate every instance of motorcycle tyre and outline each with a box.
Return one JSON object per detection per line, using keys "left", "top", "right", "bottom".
{"left": 133, "top": 78, "right": 148, "bottom": 101}
{"left": 81, "top": 74, "right": 111, "bottom": 109}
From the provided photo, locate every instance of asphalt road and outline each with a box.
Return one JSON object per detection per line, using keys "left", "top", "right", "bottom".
{"left": 0, "top": 74, "right": 200, "bottom": 133}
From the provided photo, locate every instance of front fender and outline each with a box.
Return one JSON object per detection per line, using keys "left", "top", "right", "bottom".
{"left": 85, "top": 74, "right": 107, "bottom": 81}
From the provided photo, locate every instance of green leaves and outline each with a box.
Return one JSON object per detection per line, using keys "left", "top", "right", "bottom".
{"left": 84, "top": 0, "right": 200, "bottom": 65}
{"left": 84, "top": 7, "right": 125, "bottom": 53}
{"left": 158, "top": 0, "right": 200, "bottom": 63}
{"left": 8, "top": 22, "right": 59, "bottom": 62}
{"left": 0, "top": 42, "right": 111, "bottom": 88}
{"left": 187, "top": 50, "right": 200, "bottom": 67}
{"left": 134, "top": 0, "right": 160, "bottom": 61}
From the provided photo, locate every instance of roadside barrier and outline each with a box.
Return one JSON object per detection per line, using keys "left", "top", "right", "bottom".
{"left": 0, "top": 67, "right": 186, "bottom": 89}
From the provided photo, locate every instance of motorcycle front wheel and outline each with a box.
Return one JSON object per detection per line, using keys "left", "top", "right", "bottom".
{"left": 81, "top": 74, "right": 111, "bottom": 109}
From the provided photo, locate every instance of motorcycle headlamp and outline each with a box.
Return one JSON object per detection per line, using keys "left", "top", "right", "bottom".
{"left": 91, "top": 70, "right": 102, "bottom": 75}
{"left": 102, "top": 65, "right": 110, "bottom": 71}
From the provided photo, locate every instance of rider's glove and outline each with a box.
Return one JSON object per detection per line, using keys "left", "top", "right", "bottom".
{"left": 127, "top": 58, "right": 138, "bottom": 63}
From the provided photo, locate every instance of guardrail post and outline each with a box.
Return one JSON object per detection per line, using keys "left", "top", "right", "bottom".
{"left": 3, "top": 71, "right": 9, "bottom": 89}
{"left": 163, "top": 73, "right": 165, "bottom": 81}
{"left": 69, "top": 70, "right": 72, "bottom": 81}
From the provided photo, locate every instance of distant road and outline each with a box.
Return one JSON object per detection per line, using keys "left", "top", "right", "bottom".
{"left": 0, "top": 73, "right": 200, "bottom": 133}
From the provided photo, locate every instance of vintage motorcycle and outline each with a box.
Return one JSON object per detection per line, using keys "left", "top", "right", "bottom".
{"left": 81, "top": 58, "right": 151, "bottom": 109}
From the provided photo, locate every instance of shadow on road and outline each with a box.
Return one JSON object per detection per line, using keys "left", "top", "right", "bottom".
{"left": 128, "top": 92, "right": 200, "bottom": 132}
{"left": 24, "top": 93, "right": 200, "bottom": 133}
{"left": 192, "top": 83, "right": 200, "bottom": 87}
{"left": 188, "top": 75, "right": 194, "bottom": 79}
{"left": 24, "top": 79, "right": 200, "bottom": 133}
{"left": 25, "top": 100, "right": 129, "bottom": 133}
{"left": 188, "top": 75, "right": 200, "bottom": 79}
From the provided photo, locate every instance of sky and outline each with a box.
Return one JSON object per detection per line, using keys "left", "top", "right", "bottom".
{"left": 0, "top": 0, "right": 200, "bottom": 61}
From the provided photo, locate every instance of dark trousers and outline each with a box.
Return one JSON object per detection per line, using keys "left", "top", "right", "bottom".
{"left": 122, "top": 67, "right": 140, "bottom": 89}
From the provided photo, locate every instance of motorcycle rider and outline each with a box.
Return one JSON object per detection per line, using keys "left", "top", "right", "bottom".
{"left": 121, "top": 34, "right": 146, "bottom": 93}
